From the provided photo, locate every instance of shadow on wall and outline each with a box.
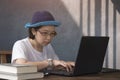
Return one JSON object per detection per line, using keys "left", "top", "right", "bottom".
{"left": 0, "top": 0, "right": 82, "bottom": 61}
{"left": 111, "top": 0, "right": 120, "bottom": 13}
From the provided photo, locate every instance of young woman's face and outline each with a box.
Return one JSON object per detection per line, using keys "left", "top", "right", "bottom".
{"left": 34, "top": 26, "right": 57, "bottom": 46}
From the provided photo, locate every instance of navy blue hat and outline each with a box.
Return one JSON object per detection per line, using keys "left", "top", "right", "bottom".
{"left": 25, "top": 11, "right": 61, "bottom": 28}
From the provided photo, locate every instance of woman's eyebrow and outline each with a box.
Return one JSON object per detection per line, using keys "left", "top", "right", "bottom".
{"left": 40, "top": 30, "right": 56, "bottom": 32}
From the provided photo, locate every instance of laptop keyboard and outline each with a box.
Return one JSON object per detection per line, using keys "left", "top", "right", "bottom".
{"left": 49, "top": 67, "right": 74, "bottom": 76}
{"left": 52, "top": 69, "right": 73, "bottom": 75}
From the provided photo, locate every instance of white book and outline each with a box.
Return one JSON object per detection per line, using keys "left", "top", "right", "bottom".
{"left": 0, "top": 71, "right": 44, "bottom": 80}
{"left": 0, "top": 63, "right": 37, "bottom": 74}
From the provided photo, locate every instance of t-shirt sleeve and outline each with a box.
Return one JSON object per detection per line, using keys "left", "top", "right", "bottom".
{"left": 11, "top": 41, "right": 27, "bottom": 63}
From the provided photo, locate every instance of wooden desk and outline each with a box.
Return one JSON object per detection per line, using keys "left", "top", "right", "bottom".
{"left": 0, "top": 50, "right": 12, "bottom": 63}
{"left": 36, "top": 72, "right": 120, "bottom": 80}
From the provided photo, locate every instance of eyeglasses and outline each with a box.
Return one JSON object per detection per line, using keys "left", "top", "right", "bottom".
{"left": 38, "top": 30, "right": 57, "bottom": 37}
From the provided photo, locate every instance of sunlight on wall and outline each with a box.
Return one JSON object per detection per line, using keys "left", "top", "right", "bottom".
{"left": 61, "top": 0, "right": 120, "bottom": 69}
{"left": 61, "top": 0, "right": 80, "bottom": 27}
{"left": 116, "top": 11, "right": 120, "bottom": 69}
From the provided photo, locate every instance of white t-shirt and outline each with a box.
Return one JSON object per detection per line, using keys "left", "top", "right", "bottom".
{"left": 11, "top": 37, "right": 59, "bottom": 63}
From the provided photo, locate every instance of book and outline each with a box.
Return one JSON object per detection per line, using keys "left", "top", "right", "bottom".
{"left": 0, "top": 63, "right": 37, "bottom": 74}
{"left": 0, "top": 71, "right": 44, "bottom": 80}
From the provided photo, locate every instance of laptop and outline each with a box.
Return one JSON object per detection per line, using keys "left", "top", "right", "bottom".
{"left": 45, "top": 36, "right": 110, "bottom": 76}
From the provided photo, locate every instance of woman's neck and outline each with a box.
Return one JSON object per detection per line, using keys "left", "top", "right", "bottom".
{"left": 29, "top": 38, "right": 43, "bottom": 52}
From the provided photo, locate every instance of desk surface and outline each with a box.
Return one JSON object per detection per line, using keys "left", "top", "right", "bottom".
{"left": 37, "top": 72, "right": 120, "bottom": 80}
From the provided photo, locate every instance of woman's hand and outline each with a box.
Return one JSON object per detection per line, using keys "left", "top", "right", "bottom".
{"left": 53, "top": 60, "right": 75, "bottom": 72}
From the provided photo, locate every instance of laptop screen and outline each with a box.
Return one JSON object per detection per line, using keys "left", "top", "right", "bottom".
{"left": 74, "top": 36, "right": 109, "bottom": 75}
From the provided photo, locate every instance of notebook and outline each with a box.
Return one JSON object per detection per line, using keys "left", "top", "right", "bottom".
{"left": 46, "top": 36, "right": 110, "bottom": 76}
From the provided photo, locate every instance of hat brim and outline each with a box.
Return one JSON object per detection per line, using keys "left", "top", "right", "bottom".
{"left": 25, "top": 21, "right": 61, "bottom": 28}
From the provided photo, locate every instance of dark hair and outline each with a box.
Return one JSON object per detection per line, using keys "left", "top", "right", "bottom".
{"left": 28, "top": 26, "right": 41, "bottom": 39}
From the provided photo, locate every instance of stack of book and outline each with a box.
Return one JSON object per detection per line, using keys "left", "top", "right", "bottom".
{"left": 0, "top": 63, "right": 44, "bottom": 80}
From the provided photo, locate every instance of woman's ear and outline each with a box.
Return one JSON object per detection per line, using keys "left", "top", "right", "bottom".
{"left": 31, "top": 28, "right": 36, "bottom": 36}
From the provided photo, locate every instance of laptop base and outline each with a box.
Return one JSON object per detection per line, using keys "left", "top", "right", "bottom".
{"left": 101, "top": 68, "right": 120, "bottom": 73}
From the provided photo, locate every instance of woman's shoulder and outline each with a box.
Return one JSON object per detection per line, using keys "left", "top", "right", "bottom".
{"left": 14, "top": 37, "right": 28, "bottom": 45}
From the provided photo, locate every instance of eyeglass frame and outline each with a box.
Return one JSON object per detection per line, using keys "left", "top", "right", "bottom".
{"left": 38, "top": 30, "right": 57, "bottom": 37}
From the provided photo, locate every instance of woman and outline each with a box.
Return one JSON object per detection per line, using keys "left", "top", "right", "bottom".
{"left": 11, "top": 11, "right": 74, "bottom": 72}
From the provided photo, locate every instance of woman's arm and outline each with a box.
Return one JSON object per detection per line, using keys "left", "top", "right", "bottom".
{"left": 14, "top": 58, "right": 49, "bottom": 71}
{"left": 14, "top": 58, "right": 75, "bottom": 72}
